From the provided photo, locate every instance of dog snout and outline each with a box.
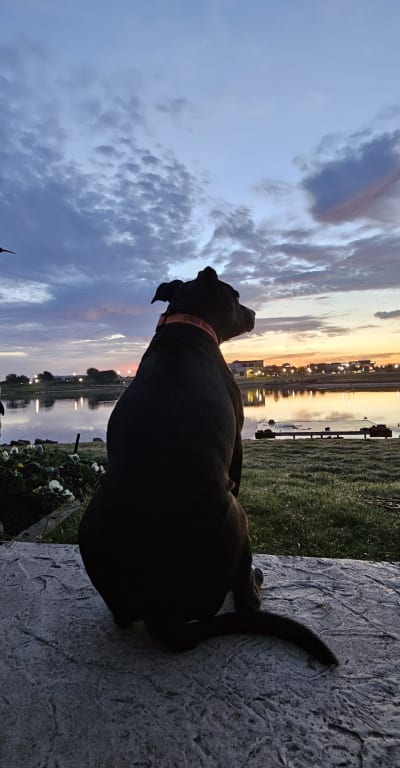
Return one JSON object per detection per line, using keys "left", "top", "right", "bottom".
{"left": 243, "top": 307, "right": 256, "bottom": 332}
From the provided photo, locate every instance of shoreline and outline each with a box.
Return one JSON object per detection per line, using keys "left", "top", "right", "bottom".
{"left": 1, "top": 377, "right": 400, "bottom": 400}
{"left": 0, "top": 384, "right": 125, "bottom": 399}
{"left": 237, "top": 376, "right": 400, "bottom": 392}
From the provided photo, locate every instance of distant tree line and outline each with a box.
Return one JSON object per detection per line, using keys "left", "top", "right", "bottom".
{"left": 2, "top": 371, "right": 57, "bottom": 384}
{"left": 1, "top": 368, "right": 121, "bottom": 385}
{"left": 3, "top": 373, "right": 31, "bottom": 384}
{"left": 86, "top": 368, "right": 120, "bottom": 384}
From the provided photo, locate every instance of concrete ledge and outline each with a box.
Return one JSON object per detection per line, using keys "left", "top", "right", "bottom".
{"left": 1, "top": 544, "right": 399, "bottom": 767}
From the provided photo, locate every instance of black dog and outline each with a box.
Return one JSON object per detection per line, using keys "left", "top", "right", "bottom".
{"left": 79, "top": 267, "right": 337, "bottom": 665}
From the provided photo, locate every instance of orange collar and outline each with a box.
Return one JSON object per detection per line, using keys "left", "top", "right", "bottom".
{"left": 156, "top": 313, "right": 219, "bottom": 344}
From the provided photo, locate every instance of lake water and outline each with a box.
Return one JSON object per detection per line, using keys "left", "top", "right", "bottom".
{"left": 242, "top": 387, "right": 400, "bottom": 439}
{"left": 1, "top": 388, "right": 399, "bottom": 444}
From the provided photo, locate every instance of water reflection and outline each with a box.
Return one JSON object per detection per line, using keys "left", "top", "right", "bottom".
{"left": 0, "top": 394, "right": 120, "bottom": 444}
{"left": 242, "top": 387, "right": 400, "bottom": 439}
{"left": 88, "top": 396, "right": 119, "bottom": 409}
{"left": 6, "top": 399, "right": 30, "bottom": 409}
{"left": 243, "top": 387, "right": 329, "bottom": 407}
{"left": 242, "top": 388, "right": 265, "bottom": 406}
{"left": 41, "top": 396, "right": 56, "bottom": 409}
{"left": 0, "top": 388, "right": 399, "bottom": 443}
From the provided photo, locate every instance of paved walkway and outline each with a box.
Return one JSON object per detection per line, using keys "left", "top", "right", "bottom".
{"left": 1, "top": 543, "right": 399, "bottom": 767}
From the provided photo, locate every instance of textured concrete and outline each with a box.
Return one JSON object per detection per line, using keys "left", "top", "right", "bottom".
{"left": 1, "top": 544, "right": 399, "bottom": 768}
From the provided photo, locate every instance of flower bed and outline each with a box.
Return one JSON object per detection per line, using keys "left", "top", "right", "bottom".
{"left": 0, "top": 445, "right": 105, "bottom": 540}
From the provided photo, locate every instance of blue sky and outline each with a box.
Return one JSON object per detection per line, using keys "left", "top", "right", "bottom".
{"left": 1, "top": 0, "right": 400, "bottom": 377}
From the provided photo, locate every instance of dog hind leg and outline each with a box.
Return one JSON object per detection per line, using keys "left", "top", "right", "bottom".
{"left": 231, "top": 536, "right": 264, "bottom": 615}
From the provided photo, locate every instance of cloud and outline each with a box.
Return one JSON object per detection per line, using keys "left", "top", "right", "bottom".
{"left": 374, "top": 309, "right": 400, "bottom": 319}
{"left": 155, "top": 98, "right": 191, "bottom": 117}
{"left": 252, "top": 178, "right": 293, "bottom": 199}
{"left": 0, "top": 44, "right": 204, "bottom": 347}
{"left": 301, "top": 131, "right": 400, "bottom": 224}
{"left": 0, "top": 43, "right": 214, "bottom": 378}
{"left": 253, "top": 315, "right": 350, "bottom": 339}
{"left": 71, "top": 333, "right": 126, "bottom": 344}
{"left": 202, "top": 202, "right": 400, "bottom": 304}
{"left": 1, "top": 41, "right": 399, "bottom": 375}
{"left": 0, "top": 279, "right": 53, "bottom": 304}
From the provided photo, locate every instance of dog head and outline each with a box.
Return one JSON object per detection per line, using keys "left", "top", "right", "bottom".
{"left": 151, "top": 267, "right": 255, "bottom": 343}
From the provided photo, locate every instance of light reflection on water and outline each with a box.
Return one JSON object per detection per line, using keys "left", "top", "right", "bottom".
{"left": 0, "top": 395, "right": 117, "bottom": 445}
{"left": 0, "top": 388, "right": 399, "bottom": 444}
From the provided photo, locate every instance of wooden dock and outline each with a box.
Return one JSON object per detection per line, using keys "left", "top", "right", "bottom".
{"left": 255, "top": 424, "right": 393, "bottom": 440}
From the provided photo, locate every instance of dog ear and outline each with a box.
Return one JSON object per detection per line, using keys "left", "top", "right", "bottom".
{"left": 197, "top": 266, "right": 218, "bottom": 282}
{"left": 151, "top": 280, "right": 183, "bottom": 304}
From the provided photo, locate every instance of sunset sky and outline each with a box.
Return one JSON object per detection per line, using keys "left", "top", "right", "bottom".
{"left": 1, "top": 0, "right": 400, "bottom": 378}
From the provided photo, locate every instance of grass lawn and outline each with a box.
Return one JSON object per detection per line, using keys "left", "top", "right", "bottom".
{"left": 241, "top": 439, "right": 400, "bottom": 561}
{"left": 45, "top": 439, "right": 400, "bottom": 561}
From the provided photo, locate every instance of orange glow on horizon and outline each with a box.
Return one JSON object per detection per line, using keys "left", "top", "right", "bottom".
{"left": 116, "top": 349, "right": 400, "bottom": 377}
{"left": 223, "top": 351, "right": 400, "bottom": 366}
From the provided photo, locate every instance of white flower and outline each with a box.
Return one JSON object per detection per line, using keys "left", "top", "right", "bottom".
{"left": 68, "top": 453, "right": 80, "bottom": 461}
{"left": 91, "top": 462, "right": 99, "bottom": 472}
{"left": 48, "top": 479, "right": 63, "bottom": 493}
{"left": 62, "top": 489, "right": 75, "bottom": 500}
{"left": 99, "top": 465, "right": 105, "bottom": 474}
{"left": 10, "top": 446, "right": 19, "bottom": 455}
{"left": 2, "top": 451, "right": 9, "bottom": 461}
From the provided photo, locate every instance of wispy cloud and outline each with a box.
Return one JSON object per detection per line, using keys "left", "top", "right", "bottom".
{"left": 253, "top": 315, "right": 351, "bottom": 339}
{"left": 155, "top": 98, "right": 191, "bottom": 118}
{"left": 71, "top": 333, "right": 126, "bottom": 344}
{"left": 301, "top": 131, "right": 400, "bottom": 224}
{"left": 203, "top": 215, "right": 400, "bottom": 304}
{"left": 0, "top": 280, "right": 52, "bottom": 304}
{"left": 375, "top": 309, "right": 400, "bottom": 319}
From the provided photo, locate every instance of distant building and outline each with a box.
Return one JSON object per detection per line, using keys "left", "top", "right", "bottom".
{"left": 262, "top": 365, "right": 281, "bottom": 377}
{"left": 229, "top": 360, "right": 264, "bottom": 378}
{"left": 348, "top": 360, "right": 375, "bottom": 371}
{"left": 308, "top": 362, "right": 342, "bottom": 374}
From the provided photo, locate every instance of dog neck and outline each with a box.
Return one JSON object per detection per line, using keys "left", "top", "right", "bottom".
{"left": 156, "top": 313, "right": 219, "bottom": 344}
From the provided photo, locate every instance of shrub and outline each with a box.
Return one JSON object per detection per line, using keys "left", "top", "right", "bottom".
{"left": 0, "top": 446, "right": 105, "bottom": 539}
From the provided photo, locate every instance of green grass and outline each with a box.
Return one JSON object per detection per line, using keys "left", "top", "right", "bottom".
{"left": 241, "top": 439, "right": 400, "bottom": 561}
{"left": 45, "top": 439, "right": 400, "bottom": 561}
{"left": 45, "top": 508, "right": 85, "bottom": 544}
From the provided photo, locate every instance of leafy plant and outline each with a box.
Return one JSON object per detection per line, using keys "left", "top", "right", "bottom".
{"left": 0, "top": 445, "right": 106, "bottom": 540}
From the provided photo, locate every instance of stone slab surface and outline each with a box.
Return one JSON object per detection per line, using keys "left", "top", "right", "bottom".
{"left": 1, "top": 544, "right": 399, "bottom": 768}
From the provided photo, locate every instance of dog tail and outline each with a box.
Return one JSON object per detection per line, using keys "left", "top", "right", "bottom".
{"left": 147, "top": 611, "right": 338, "bottom": 666}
